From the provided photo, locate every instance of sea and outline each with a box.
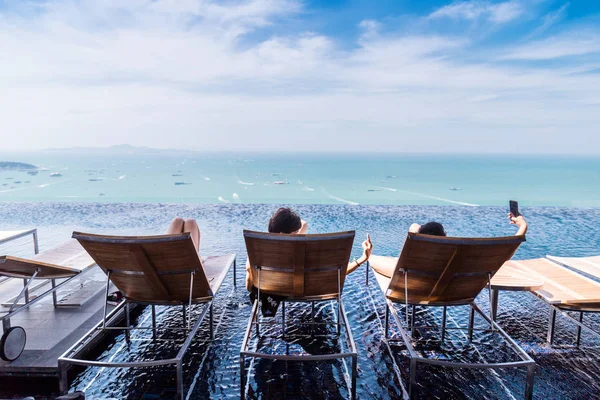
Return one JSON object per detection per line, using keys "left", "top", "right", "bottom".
{"left": 0, "top": 151, "right": 599, "bottom": 399}
{"left": 0, "top": 151, "right": 599, "bottom": 206}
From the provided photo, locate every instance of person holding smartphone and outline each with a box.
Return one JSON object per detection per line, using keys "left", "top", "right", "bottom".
{"left": 509, "top": 200, "right": 528, "bottom": 236}
{"left": 369, "top": 202, "right": 528, "bottom": 279}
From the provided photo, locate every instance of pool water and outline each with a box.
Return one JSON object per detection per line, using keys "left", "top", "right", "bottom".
{"left": 0, "top": 203, "right": 599, "bottom": 399}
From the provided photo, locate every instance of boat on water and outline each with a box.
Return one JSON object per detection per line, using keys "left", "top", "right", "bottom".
{"left": 27, "top": 171, "right": 38, "bottom": 176}
{"left": 50, "top": 173, "right": 62, "bottom": 177}
{"left": 174, "top": 182, "right": 191, "bottom": 185}
{"left": 89, "top": 178, "right": 102, "bottom": 182}
{"left": 172, "top": 174, "right": 183, "bottom": 177}
{"left": 273, "top": 181, "right": 288, "bottom": 185}
{"left": 449, "top": 187, "right": 462, "bottom": 191}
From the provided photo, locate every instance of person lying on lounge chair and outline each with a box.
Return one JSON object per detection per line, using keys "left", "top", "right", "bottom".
{"left": 369, "top": 213, "right": 528, "bottom": 278}
{"left": 108, "top": 217, "right": 202, "bottom": 303}
{"left": 167, "top": 217, "right": 201, "bottom": 252}
{"left": 245, "top": 207, "right": 373, "bottom": 292}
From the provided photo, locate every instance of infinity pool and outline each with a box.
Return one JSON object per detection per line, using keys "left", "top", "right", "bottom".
{"left": 1, "top": 203, "right": 599, "bottom": 399}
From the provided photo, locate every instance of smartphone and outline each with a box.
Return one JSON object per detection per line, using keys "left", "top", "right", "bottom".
{"left": 509, "top": 200, "right": 521, "bottom": 217}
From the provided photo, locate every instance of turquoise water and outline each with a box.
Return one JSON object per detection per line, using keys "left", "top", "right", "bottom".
{"left": 0, "top": 202, "right": 599, "bottom": 399}
{"left": 1, "top": 152, "right": 599, "bottom": 206}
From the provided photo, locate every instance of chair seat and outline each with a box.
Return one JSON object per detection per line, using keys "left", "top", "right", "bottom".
{"left": 501, "top": 259, "right": 600, "bottom": 308}
{"left": 372, "top": 269, "right": 474, "bottom": 306}
{"left": 203, "top": 254, "right": 236, "bottom": 294}
{"left": 0, "top": 240, "right": 94, "bottom": 279}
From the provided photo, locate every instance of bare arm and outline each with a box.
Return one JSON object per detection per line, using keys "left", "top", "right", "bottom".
{"left": 508, "top": 213, "right": 528, "bottom": 236}
{"left": 245, "top": 260, "right": 253, "bottom": 292}
{"left": 368, "top": 255, "right": 398, "bottom": 278}
{"left": 298, "top": 220, "right": 308, "bottom": 234}
{"left": 347, "top": 234, "right": 372, "bottom": 274}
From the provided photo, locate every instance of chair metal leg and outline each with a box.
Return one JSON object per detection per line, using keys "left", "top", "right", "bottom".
{"left": 233, "top": 258, "right": 237, "bottom": 287}
{"left": 441, "top": 306, "right": 447, "bottom": 342}
{"left": 410, "top": 305, "right": 416, "bottom": 336}
{"left": 525, "top": 364, "right": 535, "bottom": 400}
{"left": 384, "top": 306, "right": 389, "bottom": 339}
{"left": 576, "top": 312, "right": 583, "bottom": 348}
{"left": 547, "top": 308, "right": 557, "bottom": 345}
{"left": 209, "top": 302, "right": 214, "bottom": 340}
{"left": 337, "top": 301, "right": 342, "bottom": 336}
{"left": 125, "top": 302, "right": 131, "bottom": 341}
{"left": 240, "top": 354, "right": 246, "bottom": 399}
{"left": 32, "top": 230, "right": 39, "bottom": 255}
{"left": 409, "top": 358, "right": 417, "bottom": 399}
{"left": 23, "top": 279, "right": 30, "bottom": 304}
{"left": 490, "top": 289, "right": 499, "bottom": 321}
{"left": 468, "top": 305, "right": 475, "bottom": 342}
{"left": 281, "top": 301, "right": 285, "bottom": 339}
{"left": 58, "top": 359, "right": 69, "bottom": 394}
{"left": 151, "top": 305, "right": 157, "bottom": 339}
{"left": 351, "top": 355, "right": 357, "bottom": 400}
{"left": 51, "top": 279, "right": 58, "bottom": 307}
{"left": 176, "top": 361, "right": 184, "bottom": 400}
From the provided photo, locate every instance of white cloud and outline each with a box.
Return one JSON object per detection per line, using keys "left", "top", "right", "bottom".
{"left": 0, "top": 0, "right": 598, "bottom": 153}
{"left": 429, "top": 0, "right": 525, "bottom": 24}
{"left": 502, "top": 29, "right": 600, "bottom": 60}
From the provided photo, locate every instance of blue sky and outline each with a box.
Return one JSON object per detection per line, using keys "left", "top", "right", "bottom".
{"left": 0, "top": 0, "right": 599, "bottom": 153}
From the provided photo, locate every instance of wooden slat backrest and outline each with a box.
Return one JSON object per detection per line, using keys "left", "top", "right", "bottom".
{"left": 244, "top": 230, "right": 355, "bottom": 298}
{"left": 387, "top": 233, "right": 525, "bottom": 305}
{"left": 73, "top": 232, "right": 212, "bottom": 303}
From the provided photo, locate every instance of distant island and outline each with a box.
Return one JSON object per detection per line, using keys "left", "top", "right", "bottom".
{"left": 0, "top": 161, "right": 38, "bottom": 171}
{"left": 44, "top": 144, "right": 198, "bottom": 155}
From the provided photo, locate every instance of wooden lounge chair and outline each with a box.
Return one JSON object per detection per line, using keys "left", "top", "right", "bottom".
{"left": 492, "top": 257, "right": 600, "bottom": 347}
{"left": 370, "top": 233, "right": 535, "bottom": 400}
{"left": 0, "top": 239, "right": 95, "bottom": 361}
{"left": 240, "top": 230, "right": 357, "bottom": 399}
{"left": 58, "top": 232, "right": 237, "bottom": 400}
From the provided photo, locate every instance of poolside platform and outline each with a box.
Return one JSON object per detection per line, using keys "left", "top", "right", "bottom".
{"left": 0, "top": 265, "right": 113, "bottom": 389}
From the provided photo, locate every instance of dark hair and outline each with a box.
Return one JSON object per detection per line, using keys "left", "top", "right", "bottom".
{"left": 418, "top": 221, "right": 446, "bottom": 236}
{"left": 268, "top": 207, "right": 302, "bottom": 234}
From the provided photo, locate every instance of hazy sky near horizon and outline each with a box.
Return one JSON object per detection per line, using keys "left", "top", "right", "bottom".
{"left": 1, "top": 0, "right": 599, "bottom": 153}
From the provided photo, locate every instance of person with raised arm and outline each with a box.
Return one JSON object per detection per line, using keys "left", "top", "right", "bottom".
{"left": 369, "top": 213, "right": 528, "bottom": 279}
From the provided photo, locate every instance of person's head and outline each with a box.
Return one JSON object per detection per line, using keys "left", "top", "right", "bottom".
{"left": 418, "top": 221, "right": 446, "bottom": 236}
{"left": 268, "top": 207, "right": 302, "bottom": 234}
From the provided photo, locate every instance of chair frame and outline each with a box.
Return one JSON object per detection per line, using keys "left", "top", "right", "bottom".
{"left": 542, "top": 256, "right": 600, "bottom": 347}
{"left": 0, "top": 238, "right": 95, "bottom": 361}
{"left": 371, "top": 233, "right": 536, "bottom": 400}
{"left": 57, "top": 232, "right": 236, "bottom": 400}
{"left": 240, "top": 230, "right": 358, "bottom": 399}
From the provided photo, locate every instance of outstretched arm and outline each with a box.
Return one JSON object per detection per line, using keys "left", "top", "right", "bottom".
{"left": 347, "top": 234, "right": 373, "bottom": 274}
{"left": 508, "top": 213, "right": 528, "bottom": 236}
